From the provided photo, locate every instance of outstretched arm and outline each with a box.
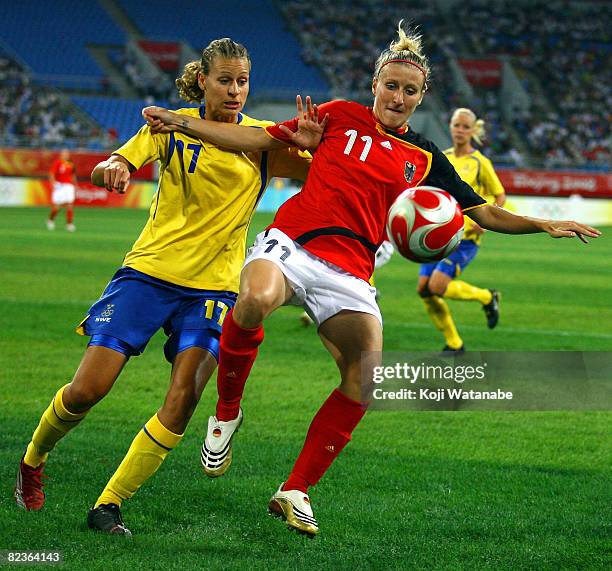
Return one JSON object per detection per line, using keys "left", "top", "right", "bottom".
{"left": 144, "top": 107, "right": 282, "bottom": 151}
{"left": 142, "top": 96, "right": 328, "bottom": 152}
{"left": 469, "top": 204, "right": 601, "bottom": 243}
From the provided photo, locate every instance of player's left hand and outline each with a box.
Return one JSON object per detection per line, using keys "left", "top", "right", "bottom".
{"left": 279, "top": 95, "right": 329, "bottom": 152}
{"left": 142, "top": 106, "right": 177, "bottom": 134}
{"left": 543, "top": 220, "right": 601, "bottom": 243}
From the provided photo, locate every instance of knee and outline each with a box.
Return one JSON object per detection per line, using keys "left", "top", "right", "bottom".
{"left": 162, "top": 385, "right": 199, "bottom": 425}
{"left": 234, "top": 288, "right": 278, "bottom": 326}
{"left": 428, "top": 279, "right": 448, "bottom": 297}
{"left": 63, "top": 382, "right": 108, "bottom": 412}
{"left": 429, "top": 284, "right": 446, "bottom": 297}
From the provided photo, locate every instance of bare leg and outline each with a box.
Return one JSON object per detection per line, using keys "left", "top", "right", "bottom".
{"left": 318, "top": 310, "right": 382, "bottom": 401}
{"left": 30, "top": 346, "right": 126, "bottom": 458}
{"left": 92, "top": 347, "right": 218, "bottom": 512}
{"left": 215, "top": 259, "right": 294, "bottom": 420}
{"left": 281, "top": 311, "right": 381, "bottom": 490}
{"left": 158, "top": 347, "right": 217, "bottom": 433}
{"left": 233, "top": 259, "right": 294, "bottom": 327}
{"left": 63, "top": 346, "right": 128, "bottom": 413}
{"left": 270, "top": 311, "right": 382, "bottom": 535}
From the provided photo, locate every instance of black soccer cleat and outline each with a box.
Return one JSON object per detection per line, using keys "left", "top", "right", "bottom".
{"left": 440, "top": 344, "right": 465, "bottom": 357}
{"left": 483, "top": 289, "right": 501, "bottom": 329}
{"left": 87, "top": 503, "right": 132, "bottom": 536}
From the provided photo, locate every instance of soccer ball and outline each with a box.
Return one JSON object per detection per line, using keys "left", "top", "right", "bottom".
{"left": 386, "top": 186, "right": 464, "bottom": 263}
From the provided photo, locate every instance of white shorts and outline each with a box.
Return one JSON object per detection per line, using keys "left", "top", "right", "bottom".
{"left": 245, "top": 228, "right": 382, "bottom": 328}
{"left": 52, "top": 182, "right": 76, "bottom": 205}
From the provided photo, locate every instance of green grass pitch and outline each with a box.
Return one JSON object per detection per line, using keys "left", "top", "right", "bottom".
{"left": 0, "top": 207, "right": 610, "bottom": 570}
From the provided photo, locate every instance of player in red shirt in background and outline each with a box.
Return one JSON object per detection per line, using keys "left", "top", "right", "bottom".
{"left": 47, "top": 149, "right": 77, "bottom": 232}
{"left": 143, "top": 22, "right": 600, "bottom": 537}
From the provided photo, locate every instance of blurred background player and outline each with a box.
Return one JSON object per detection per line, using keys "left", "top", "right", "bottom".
{"left": 47, "top": 149, "right": 77, "bottom": 232}
{"left": 14, "top": 38, "right": 310, "bottom": 536}
{"left": 417, "top": 108, "right": 506, "bottom": 353}
{"left": 142, "top": 21, "right": 599, "bottom": 537}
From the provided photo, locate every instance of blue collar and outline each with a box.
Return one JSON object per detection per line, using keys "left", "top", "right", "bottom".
{"left": 199, "top": 105, "right": 243, "bottom": 124}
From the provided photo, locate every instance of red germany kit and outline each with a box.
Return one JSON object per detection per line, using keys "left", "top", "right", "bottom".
{"left": 50, "top": 159, "right": 75, "bottom": 183}
{"left": 265, "top": 100, "right": 486, "bottom": 281}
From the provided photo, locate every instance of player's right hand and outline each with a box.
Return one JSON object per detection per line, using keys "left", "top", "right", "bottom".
{"left": 472, "top": 223, "right": 486, "bottom": 236}
{"left": 103, "top": 160, "right": 130, "bottom": 194}
{"left": 280, "top": 95, "right": 329, "bottom": 152}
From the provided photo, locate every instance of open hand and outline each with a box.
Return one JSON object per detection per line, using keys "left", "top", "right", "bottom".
{"left": 543, "top": 220, "right": 601, "bottom": 243}
{"left": 279, "top": 95, "right": 329, "bottom": 152}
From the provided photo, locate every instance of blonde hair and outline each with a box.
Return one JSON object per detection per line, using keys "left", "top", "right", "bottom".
{"left": 451, "top": 108, "right": 486, "bottom": 145}
{"left": 175, "top": 38, "right": 251, "bottom": 103}
{"left": 374, "top": 20, "right": 430, "bottom": 89}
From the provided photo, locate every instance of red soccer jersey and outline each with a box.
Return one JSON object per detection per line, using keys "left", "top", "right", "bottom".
{"left": 265, "top": 100, "right": 486, "bottom": 281}
{"left": 50, "top": 159, "right": 75, "bottom": 183}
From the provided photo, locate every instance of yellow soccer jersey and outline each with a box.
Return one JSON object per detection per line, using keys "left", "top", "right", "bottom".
{"left": 114, "top": 107, "right": 310, "bottom": 291}
{"left": 444, "top": 148, "right": 505, "bottom": 244}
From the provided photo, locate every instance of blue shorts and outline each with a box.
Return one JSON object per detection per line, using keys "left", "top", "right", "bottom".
{"left": 419, "top": 240, "right": 479, "bottom": 280}
{"left": 77, "top": 267, "right": 236, "bottom": 362}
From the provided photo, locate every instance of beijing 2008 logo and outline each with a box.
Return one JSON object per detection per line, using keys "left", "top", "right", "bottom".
{"left": 100, "top": 304, "right": 114, "bottom": 317}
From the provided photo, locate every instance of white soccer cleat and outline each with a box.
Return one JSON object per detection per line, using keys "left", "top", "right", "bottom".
{"left": 268, "top": 483, "right": 319, "bottom": 537}
{"left": 46, "top": 220, "right": 55, "bottom": 231}
{"left": 200, "top": 408, "right": 243, "bottom": 477}
{"left": 299, "top": 311, "right": 314, "bottom": 327}
{"left": 66, "top": 223, "right": 76, "bottom": 232}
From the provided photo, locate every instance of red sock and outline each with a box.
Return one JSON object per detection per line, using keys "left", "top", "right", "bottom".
{"left": 49, "top": 207, "right": 59, "bottom": 221}
{"left": 215, "top": 309, "right": 264, "bottom": 421}
{"left": 66, "top": 209, "right": 74, "bottom": 224}
{"left": 283, "top": 389, "right": 368, "bottom": 494}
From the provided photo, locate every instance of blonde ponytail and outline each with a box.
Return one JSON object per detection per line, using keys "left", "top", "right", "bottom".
{"left": 374, "top": 20, "right": 430, "bottom": 88}
{"left": 175, "top": 61, "right": 204, "bottom": 103}
{"left": 473, "top": 118, "right": 486, "bottom": 145}
{"left": 391, "top": 20, "right": 425, "bottom": 57}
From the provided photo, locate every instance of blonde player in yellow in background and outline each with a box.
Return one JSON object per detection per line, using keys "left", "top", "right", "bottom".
{"left": 417, "top": 108, "right": 506, "bottom": 353}
{"left": 14, "top": 38, "right": 310, "bottom": 536}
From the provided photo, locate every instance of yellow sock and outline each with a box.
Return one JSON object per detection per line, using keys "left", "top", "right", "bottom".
{"left": 95, "top": 414, "right": 183, "bottom": 508}
{"left": 422, "top": 296, "right": 463, "bottom": 349}
{"left": 24, "top": 384, "right": 88, "bottom": 468}
{"left": 445, "top": 280, "right": 492, "bottom": 305}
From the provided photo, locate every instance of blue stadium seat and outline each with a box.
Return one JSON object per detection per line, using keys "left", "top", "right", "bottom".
{"left": 1, "top": 0, "right": 125, "bottom": 77}
{"left": 70, "top": 96, "right": 173, "bottom": 144}
{"left": 117, "top": 0, "right": 329, "bottom": 97}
